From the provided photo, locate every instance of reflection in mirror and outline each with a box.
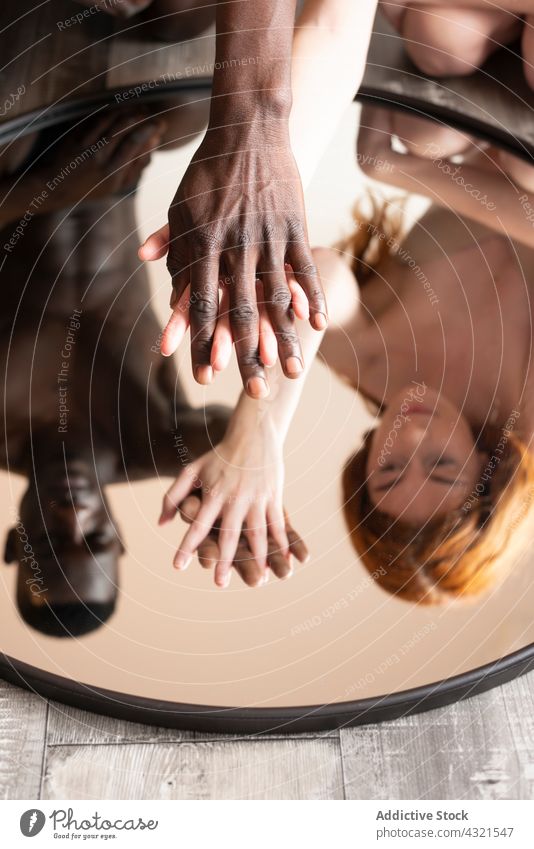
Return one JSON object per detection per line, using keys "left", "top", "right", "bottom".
{"left": 333, "top": 103, "right": 534, "bottom": 604}
{"left": 1, "top": 97, "right": 534, "bottom": 712}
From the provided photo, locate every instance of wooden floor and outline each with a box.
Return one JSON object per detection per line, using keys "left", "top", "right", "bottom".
{"left": 2, "top": 672, "right": 534, "bottom": 799}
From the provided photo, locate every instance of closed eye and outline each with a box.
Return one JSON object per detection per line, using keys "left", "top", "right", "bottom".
{"left": 373, "top": 472, "right": 465, "bottom": 493}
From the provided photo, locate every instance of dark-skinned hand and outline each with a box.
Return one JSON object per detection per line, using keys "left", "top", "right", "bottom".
{"left": 139, "top": 121, "right": 327, "bottom": 398}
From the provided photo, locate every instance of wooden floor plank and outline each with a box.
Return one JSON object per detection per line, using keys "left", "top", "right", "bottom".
{"left": 0, "top": 679, "right": 48, "bottom": 800}
{"left": 42, "top": 738, "right": 344, "bottom": 799}
{"left": 340, "top": 675, "right": 534, "bottom": 800}
{"left": 47, "top": 701, "right": 339, "bottom": 744}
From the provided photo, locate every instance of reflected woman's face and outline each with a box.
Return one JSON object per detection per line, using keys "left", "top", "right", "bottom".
{"left": 366, "top": 386, "right": 484, "bottom": 522}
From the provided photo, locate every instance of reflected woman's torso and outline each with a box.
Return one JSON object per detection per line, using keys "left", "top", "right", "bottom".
{"left": 354, "top": 206, "right": 534, "bottom": 435}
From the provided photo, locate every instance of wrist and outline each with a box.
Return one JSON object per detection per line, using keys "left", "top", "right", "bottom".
{"left": 208, "top": 89, "right": 292, "bottom": 130}
{"left": 223, "top": 394, "right": 282, "bottom": 450}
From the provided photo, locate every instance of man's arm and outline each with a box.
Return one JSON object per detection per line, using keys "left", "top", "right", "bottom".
{"left": 142, "top": 0, "right": 327, "bottom": 399}
{"left": 210, "top": 0, "right": 297, "bottom": 119}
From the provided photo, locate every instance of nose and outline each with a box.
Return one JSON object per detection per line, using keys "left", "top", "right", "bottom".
{"left": 396, "top": 417, "right": 434, "bottom": 452}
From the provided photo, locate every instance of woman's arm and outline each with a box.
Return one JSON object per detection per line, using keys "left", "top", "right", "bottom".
{"left": 290, "top": 0, "right": 378, "bottom": 187}
{"left": 159, "top": 264, "right": 327, "bottom": 587}
{"left": 358, "top": 105, "right": 534, "bottom": 248}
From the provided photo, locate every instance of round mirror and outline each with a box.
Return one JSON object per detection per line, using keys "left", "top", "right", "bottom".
{"left": 2, "top": 23, "right": 534, "bottom": 732}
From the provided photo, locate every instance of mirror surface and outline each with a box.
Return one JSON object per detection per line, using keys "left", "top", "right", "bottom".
{"left": 1, "top": 96, "right": 534, "bottom": 712}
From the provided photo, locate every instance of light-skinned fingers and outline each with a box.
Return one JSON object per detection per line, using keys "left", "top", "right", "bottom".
{"left": 287, "top": 244, "right": 328, "bottom": 331}
{"left": 261, "top": 262, "right": 304, "bottom": 379}
{"left": 257, "top": 280, "right": 278, "bottom": 367}
{"left": 159, "top": 469, "right": 199, "bottom": 525}
{"left": 286, "top": 266, "right": 310, "bottom": 321}
{"left": 215, "top": 509, "right": 245, "bottom": 588}
{"left": 211, "top": 285, "right": 233, "bottom": 372}
{"left": 161, "top": 306, "right": 189, "bottom": 357}
{"left": 173, "top": 502, "right": 221, "bottom": 570}
{"left": 244, "top": 508, "right": 268, "bottom": 570}
{"left": 138, "top": 224, "right": 170, "bottom": 261}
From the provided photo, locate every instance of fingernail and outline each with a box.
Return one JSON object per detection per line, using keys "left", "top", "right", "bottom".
{"left": 195, "top": 365, "right": 213, "bottom": 385}
{"left": 211, "top": 350, "right": 224, "bottom": 372}
{"left": 247, "top": 377, "right": 269, "bottom": 399}
{"left": 174, "top": 553, "right": 192, "bottom": 571}
{"left": 314, "top": 312, "right": 328, "bottom": 330}
{"left": 216, "top": 569, "right": 231, "bottom": 588}
{"left": 285, "top": 356, "right": 302, "bottom": 376}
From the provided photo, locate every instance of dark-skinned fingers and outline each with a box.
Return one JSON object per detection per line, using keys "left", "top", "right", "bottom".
{"left": 189, "top": 254, "right": 220, "bottom": 385}
{"left": 266, "top": 541, "right": 293, "bottom": 581}
{"left": 225, "top": 251, "right": 267, "bottom": 398}
{"left": 197, "top": 537, "right": 219, "bottom": 570}
{"left": 266, "top": 504, "right": 290, "bottom": 557}
{"left": 177, "top": 494, "right": 203, "bottom": 525}
{"left": 214, "top": 506, "right": 245, "bottom": 588}
{"left": 233, "top": 544, "right": 268, "bottom": 588}
{"left": 260, "top": 259, "right": 304, "bottom": 379}
{"left": 166, "top": 236, "right": 190, "bottom": 293}
{"left": 287, "top": 242, "right": 328, "bottom": 331}
{"left": 286, "top": 523, "right": 310, "bottom": 564}
{"left": 244, "top": 506, "right": 268, "bottom": 570}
